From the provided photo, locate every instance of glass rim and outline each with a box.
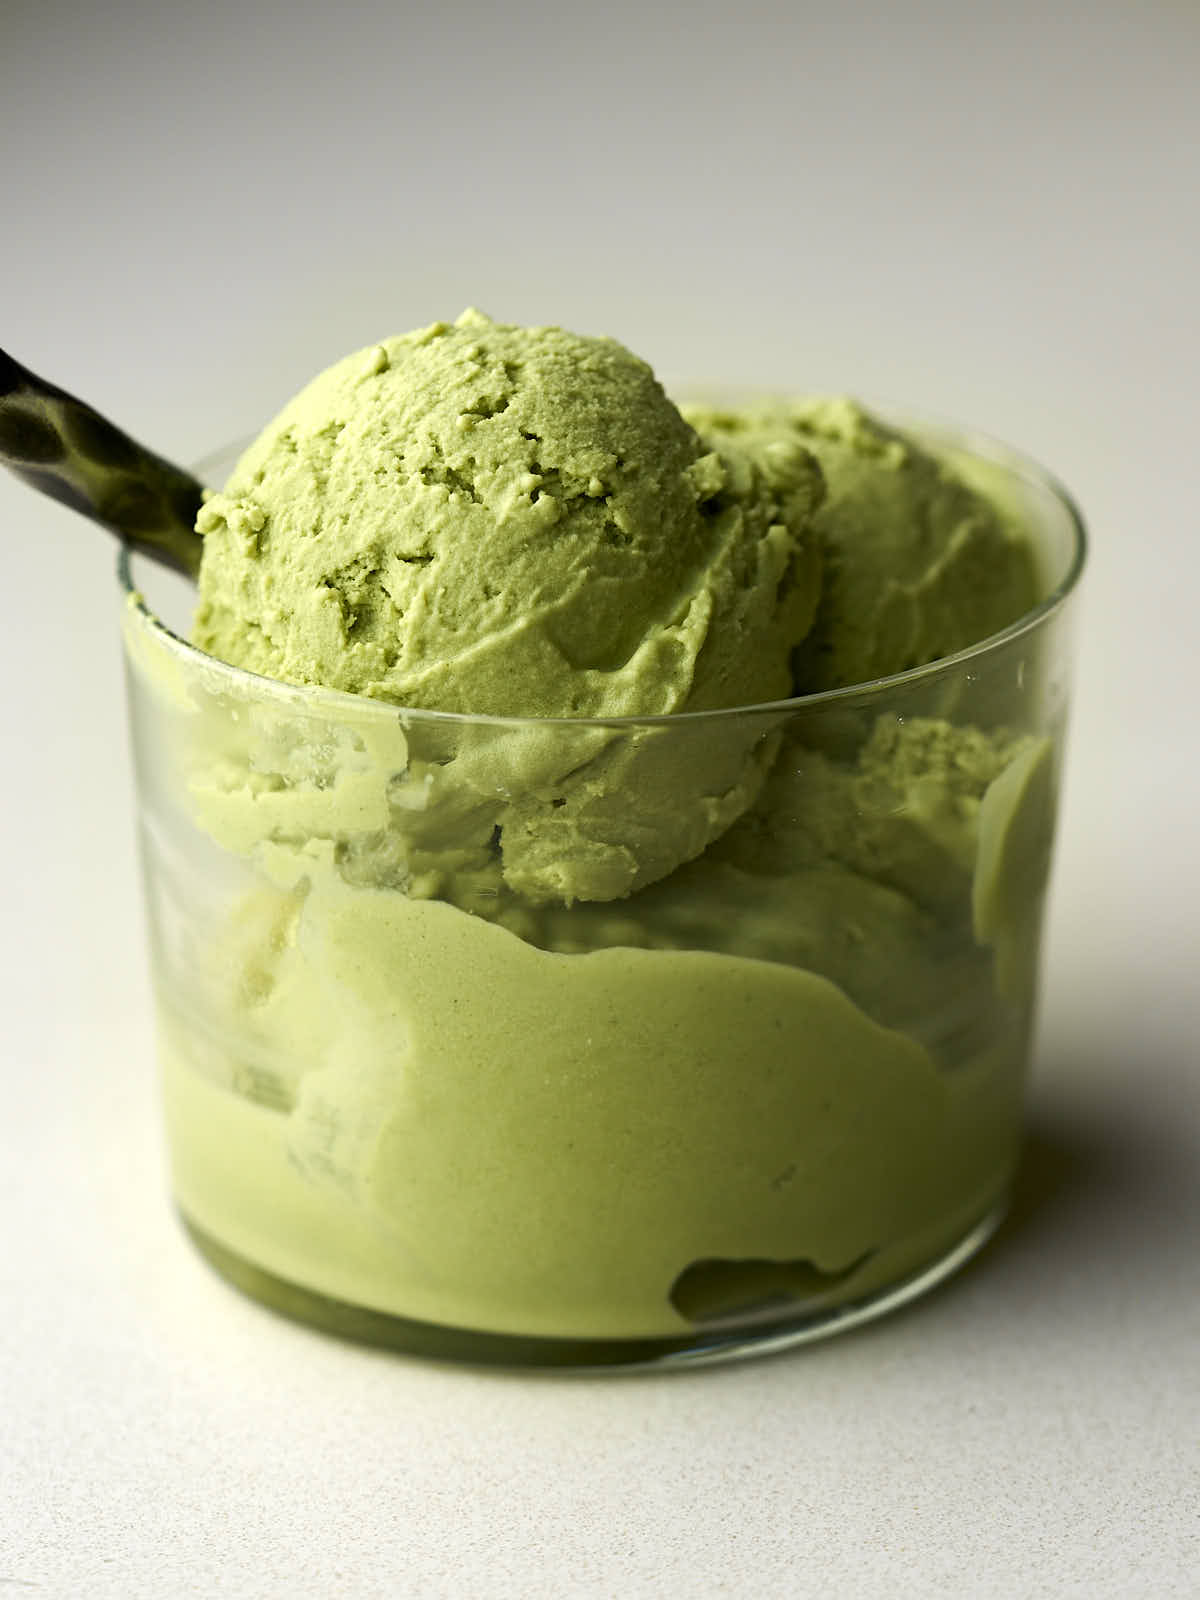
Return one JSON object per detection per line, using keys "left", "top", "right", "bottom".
{"left": 117, "top": 415, "right": 1087, "bottom": 732}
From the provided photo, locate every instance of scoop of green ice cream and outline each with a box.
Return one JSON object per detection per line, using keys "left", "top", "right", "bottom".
{"left": 191, "top": 313, "right": 829, "bottom": 904}
{"left": 194, "top": 310, "right": 823, "bottom": 719}
{"left": 682, "top": 396, "right": 1037, "bottom": 690}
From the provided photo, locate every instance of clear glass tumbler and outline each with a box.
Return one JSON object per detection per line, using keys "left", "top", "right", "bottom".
{"left": 120, "top": 422, "right": 1085, "bottom": 1370}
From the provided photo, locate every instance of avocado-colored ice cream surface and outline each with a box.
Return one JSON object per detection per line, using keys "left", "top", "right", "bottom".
{"left": 193, "top": 311, "right": 823, "bottom": 718}
{"left": 125, "top": 311, "right": 1066, "bottom": 1348}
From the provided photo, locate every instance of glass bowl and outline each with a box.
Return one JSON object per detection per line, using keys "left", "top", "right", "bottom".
{"left": 119, "top": 419, "right": 1085, "bottom": 1370}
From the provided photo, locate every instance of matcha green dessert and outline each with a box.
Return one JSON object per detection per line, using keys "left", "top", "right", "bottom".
{"left": 193, "top": 311, "right": 823, "bottom": 718}
{"left": 123, "top": 309, "right": 1075, "bottom": 1355}
{"left": 192, "top": 311, "right": 826, "bottom": 905}
{"left": 681, "top": 395, "right": 1038, "bottom": 689}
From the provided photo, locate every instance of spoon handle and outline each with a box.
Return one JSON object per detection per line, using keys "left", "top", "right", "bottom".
{"left": 0, "top": 347, "right": 206, "bottom": 578}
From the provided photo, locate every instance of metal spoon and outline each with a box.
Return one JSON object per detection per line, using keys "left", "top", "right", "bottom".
{"left": 0, "top": 346, "right": 205, "bottom": 578}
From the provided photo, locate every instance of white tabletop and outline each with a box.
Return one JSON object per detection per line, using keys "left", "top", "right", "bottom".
{"left": 2, "top": 4, "right": 1197, "bottom": 1595}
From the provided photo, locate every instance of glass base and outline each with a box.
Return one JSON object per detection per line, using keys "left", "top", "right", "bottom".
{"left": 179, "top": 1198, "right": 1008, "bottom": 1372}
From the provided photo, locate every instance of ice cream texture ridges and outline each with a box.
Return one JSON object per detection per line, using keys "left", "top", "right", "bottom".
{"left": 680, "top": 395, "right": 1038, "bottom": 690}
{"left": 193, "top": 310, "right": 824, "bottom": 718}
{"left": 127, "top": 310, "right": 1064, "bottom": 1344}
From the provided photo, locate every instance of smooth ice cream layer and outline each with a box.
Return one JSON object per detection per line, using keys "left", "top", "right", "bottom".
{"left": 158, "top": 892, "right": 1024, "bottom": 1340}
{"left": 124, "top": 312, "right": 1068, "bottom": 1346}
{"left": 133, "top": 598, "right": 1057, "bottom": 1339}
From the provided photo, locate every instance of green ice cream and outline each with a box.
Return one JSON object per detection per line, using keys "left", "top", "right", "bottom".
{"left": 145, "top": 680, "right": 1053, "bottom": 1341}
{"left": 192, "top": 311, "right": 823, "bottom": 904}
{"left": 122, "top": 312, "right": 1071, "bottom": 1350}
{"left": 194, "top": 310, "right": 822, "bottom": 718}
{"left": 682, "top": 396, "right": 1038, "bottom": 689}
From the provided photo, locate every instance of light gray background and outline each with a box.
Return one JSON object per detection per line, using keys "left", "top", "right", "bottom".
{"left": 2, "top": 2, "right": 1197, "bottom": 1596}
